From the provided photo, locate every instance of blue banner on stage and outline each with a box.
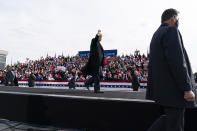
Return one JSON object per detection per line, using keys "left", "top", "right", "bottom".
{"left": 78, "top": 49, "right": 117, "bottom": 56}
{"left": 78, "top": 51, "right": 90, "bottom": 56}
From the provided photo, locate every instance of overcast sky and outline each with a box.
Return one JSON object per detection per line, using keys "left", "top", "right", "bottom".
{"left": 1, "top": 0, "right": 197, "bottom": 71}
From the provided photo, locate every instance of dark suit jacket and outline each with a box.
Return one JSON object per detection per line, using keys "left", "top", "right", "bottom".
{"left": 5, "top": 70, "right": 15, "bottom": 86}
{"left": 82, "top": 35, "right": 104, "bottom": 76}
{"left": 28, "top": 74, "right": 36, "bottom": 87}
{"left": 68, "top": 76, "right": 76, "bottom": 88}
{"left": 131, "top": 72, "right": 140, "bottom": 87}
{"left": 146, "top": 23, "right": 196, "bottom": 108}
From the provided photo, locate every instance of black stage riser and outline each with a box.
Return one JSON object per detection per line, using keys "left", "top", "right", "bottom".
{"left": 0, "top": 92, "right": 197, "bottom": 131}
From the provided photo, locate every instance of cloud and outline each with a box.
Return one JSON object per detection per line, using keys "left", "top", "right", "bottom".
{"left": 1, "top": 0, "right": 197, "bottom": 71}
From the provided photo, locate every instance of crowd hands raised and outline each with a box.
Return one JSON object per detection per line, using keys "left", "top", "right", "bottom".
{"left": 0, "top": 50, "right": 149, "bottom": 83}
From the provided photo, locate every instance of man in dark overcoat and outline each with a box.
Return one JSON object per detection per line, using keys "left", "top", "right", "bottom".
{"left": 28, "top": 71, "right": 36, "bottom": 87}
{"left": 5, "top": 67, "right": 15, "bottom": 86}
{"left": 146, "top": 8, "right": 196, "bottom": 131}
{"left": 82, "top": 30, "right": 104, "bottom": 93}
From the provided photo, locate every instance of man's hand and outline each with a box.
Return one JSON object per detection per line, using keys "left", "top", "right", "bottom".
{"left": 184, "top": 90, "right": 195, "bottom": 102}
{"left": 97, "top": 29, "right": 101, "bottom": 36}
{"left": 98, "top": 29, "right": 101, "bottom": 33}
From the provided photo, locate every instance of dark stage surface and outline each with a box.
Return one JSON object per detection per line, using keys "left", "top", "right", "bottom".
{"left": 0, "top": 86, "right": 196, "bottom": 131}
{"left": 0, "top": 85, "right": 155, "bottom": 131}
{"left": 0, "top": 86, "right": 146, "bottom": 100}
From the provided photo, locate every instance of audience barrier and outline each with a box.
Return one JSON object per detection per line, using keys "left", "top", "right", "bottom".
{"left": 17, "top": 80, "right": 147, "bottom": 88}
{"left": 16, "top": 80, "right": 197, "bottom": 88}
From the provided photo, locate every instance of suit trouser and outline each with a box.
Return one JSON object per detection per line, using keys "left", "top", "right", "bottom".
{"left": 86, "top": 74, "right": 100, "bottom": 92}
{"left": 146, "top": 106, "right": 185, "bottom": 131}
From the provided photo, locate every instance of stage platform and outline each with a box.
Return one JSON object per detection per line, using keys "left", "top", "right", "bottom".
{"left": 0, "top": 86, "right": 146, "bottom": 100}
{"left": 0, "top": 86, "right": 196, "bottom": 131}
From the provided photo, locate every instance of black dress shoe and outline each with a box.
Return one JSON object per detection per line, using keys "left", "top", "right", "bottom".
{"left": 94, "top": 91, "right": 104, "bottom": 93}
{"left": 86, "top": 86, "right": 90, "bottom": 90}
{"left": 84, "top": 82, "right": 90, "bottom": 90}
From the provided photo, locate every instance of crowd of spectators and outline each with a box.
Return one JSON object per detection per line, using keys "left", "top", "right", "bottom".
{"left": 0, "top": 50, "right": 149, "bottom": 82}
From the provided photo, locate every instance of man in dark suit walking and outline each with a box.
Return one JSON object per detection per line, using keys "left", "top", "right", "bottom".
{"left": 5, "top": 67, "right": 15, "bottom": 86}
{"left": 28, "top": 71, "right": 36, "bottom": 87}
{"left": 146, "top": 8, "right": 196, "bottom": 131}
{"left": 82, "top": 30, "right": 104, "bottom": 93}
